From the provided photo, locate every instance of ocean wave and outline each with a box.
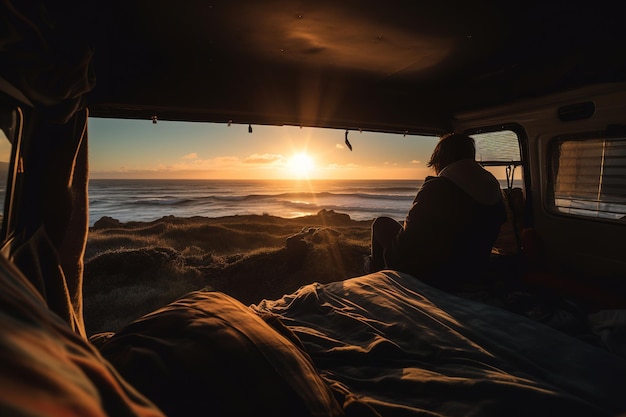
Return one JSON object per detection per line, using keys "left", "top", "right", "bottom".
{"left": 283, "top": 199, "right": 405, "bottom": 216}
{"left": 343, "top": 186, "right": 419, "bottom": 193}
{"left": 87, "top": 179, "right": 427, "bottom": 225}
{"left": 208, "top": 191, "right": 413, "bottom": 202}
{"left": 128, "top": 197, "right": 195, "bottom": 206}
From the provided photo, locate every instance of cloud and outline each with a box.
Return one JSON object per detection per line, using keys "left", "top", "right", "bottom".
{"left": 410, "top": 160, "right": 421, "bottom": 164}
{"left": 325, "top": 162, "right": 360, "bottom": 170}
{"left": 157, "top": 156, "right": 241, "bottom": 172}
{"left": 181, "top": 153, "right": 198, "bottom": 160}
{"left": 244, "top": 153, "right": 284, "bottom": 164}
{"left": 336, "top": 143, "right": 344, "bottom": 149}
{"left": 212, "top": 156, "right": 239, "bottom": 165}
{"left": 195, "top": 156, "right": 238, "bottom": 169}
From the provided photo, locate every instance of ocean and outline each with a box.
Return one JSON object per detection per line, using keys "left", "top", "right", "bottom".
{"left": 87, "top": 179, "right": 422, "bottom": 226}
{"left": 88, "top": 178, "right": 521, "bottom": 227}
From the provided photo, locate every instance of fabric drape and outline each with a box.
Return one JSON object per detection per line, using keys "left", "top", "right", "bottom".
{"left": 9, "top": 109, "right": 89, "bottom": 337}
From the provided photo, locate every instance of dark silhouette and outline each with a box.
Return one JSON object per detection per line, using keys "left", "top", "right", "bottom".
{"left": 368, "top": 133, "right": 507, "bottom": 291}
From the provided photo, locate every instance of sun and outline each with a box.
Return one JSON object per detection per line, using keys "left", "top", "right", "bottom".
{"left": 287, "top": 153, "right": 315, "bottom": 178}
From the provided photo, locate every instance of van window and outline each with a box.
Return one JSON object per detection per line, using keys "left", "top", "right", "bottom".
{"left": 470, "top": 129, "right": 523, "bottom": 188}
{"left": 550, "top": 137, "right": 626, "bottom": 220}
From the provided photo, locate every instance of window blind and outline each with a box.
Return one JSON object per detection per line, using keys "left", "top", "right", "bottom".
{"left": 552, "top": 138, "right": 626, "bottom": 220}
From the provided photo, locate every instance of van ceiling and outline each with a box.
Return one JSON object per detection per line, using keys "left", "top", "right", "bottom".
{"left": 4, "top": 1, "right": 626, "bottom": 134}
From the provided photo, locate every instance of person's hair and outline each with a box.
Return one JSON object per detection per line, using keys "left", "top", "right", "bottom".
{"left": 427, "top": 133, "right": 476, "bottom": 174}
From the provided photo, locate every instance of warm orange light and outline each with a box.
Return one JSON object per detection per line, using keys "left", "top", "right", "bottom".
{"left": 287, "top": 153, "right": 315, "bottom": 178}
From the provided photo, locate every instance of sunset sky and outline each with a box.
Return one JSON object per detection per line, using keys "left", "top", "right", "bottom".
{"left": 88, "top": 117, "right": 442, "bottom": 180}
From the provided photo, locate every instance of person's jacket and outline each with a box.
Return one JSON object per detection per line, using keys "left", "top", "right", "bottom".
{"left": 389, "top": 159, "right": 507, "bottom": 290}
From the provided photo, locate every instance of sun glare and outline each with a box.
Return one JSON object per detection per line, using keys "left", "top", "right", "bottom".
{"left": 287, "top": 153, "right": 315, "bottom": 178}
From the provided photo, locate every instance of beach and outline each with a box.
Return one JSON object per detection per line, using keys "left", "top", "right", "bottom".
{"left": 83, "top": 178, "right": 523, "bottom": 336}
{"left": 84, "top": 209, "right": 373, "bottom": 335}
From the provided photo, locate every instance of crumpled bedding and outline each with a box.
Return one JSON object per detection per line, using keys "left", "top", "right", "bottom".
{"left": 252, "top": 270, "right": 626, "bottom": 417}
{"left": 4, "top": 252, "right": 626, "bottom": 417}
{"left": 589, "top": 309, "right": 626, "bottom": 359}
{"left": 96, "top": 291, "right": 344, "bottom": 417}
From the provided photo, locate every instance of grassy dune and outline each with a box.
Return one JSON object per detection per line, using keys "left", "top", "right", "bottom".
{"left": 83, "top": 210, "right": 372, "bottom": 335}
{"left": 83, "top": 200, "right": 524, "bottom": 336}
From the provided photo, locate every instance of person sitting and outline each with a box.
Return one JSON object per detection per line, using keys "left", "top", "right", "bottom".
{"left": 367, "top": 133, "right": 507, "bottom": 291}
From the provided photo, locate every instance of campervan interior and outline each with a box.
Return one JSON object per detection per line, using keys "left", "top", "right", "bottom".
{"left": 1, "top": 2, "right": 625, "bottom": 416}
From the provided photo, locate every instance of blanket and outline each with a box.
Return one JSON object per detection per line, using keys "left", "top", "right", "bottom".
{"left": 253, "top": 270, "right": 626, "bottom": 417}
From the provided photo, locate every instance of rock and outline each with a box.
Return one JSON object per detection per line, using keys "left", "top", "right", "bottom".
{"left": 93, "top": 216, "right": 122, "bottom": 229}
{"left": 315, "top": 209, "right": 351, "bottom": 223}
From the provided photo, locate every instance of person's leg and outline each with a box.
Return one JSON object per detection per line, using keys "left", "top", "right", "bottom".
{"left": 369, "top": 216, "right": 403, "bottom": 272}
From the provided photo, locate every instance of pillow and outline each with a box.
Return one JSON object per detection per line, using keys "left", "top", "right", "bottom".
{"left": 96, "top": 290, "right": 343, "bottom": 417}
